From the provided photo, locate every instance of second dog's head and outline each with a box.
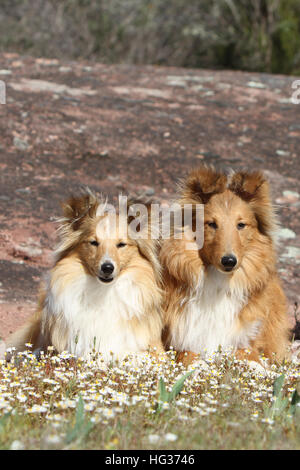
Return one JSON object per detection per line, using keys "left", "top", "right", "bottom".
{"left": 180, "top": 166, "right": 277, "bottom": 275}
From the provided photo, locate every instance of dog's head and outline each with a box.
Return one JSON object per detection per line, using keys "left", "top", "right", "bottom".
{"left": 56, "top": 192, "right": 161, "bottom": 285}
{"left": 181, "top": 166, "right": 277, "bottom": 274}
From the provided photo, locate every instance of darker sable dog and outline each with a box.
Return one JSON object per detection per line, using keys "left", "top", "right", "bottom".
{"left": 160, "top": 166, "right": 290, "bottom": 365}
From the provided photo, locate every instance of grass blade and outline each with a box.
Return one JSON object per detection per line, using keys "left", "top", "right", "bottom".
{"left": 289, "top": 389, "right": 300, "bottom": 415}
{"left": 156, "top": 370, "right": 194, "bottom": 414}
{"left": 273, "top": 374, "right": 285, "bottom": 397}
{"left": 158, "top": 377, "right": 169, "bottom": 403}
{"left": 0, "top": 412, "right": 11, "bottom": 434}
{"left": 65, "top": 396, "right": 94, "bottom": 445}
{"left": 169, "top": 370, "right": 194, "bottom": 402}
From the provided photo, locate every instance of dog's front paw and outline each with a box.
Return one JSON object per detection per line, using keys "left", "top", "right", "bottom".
{"left": 247, "top": 360, "right": 274, "bottom": 377}
{"left": 176, "top": 351, "right": 198, "bottom": 367}
{"left": 176, "top": 351, "right": 210, "bottom": 372}
{"left": 121, "top": 351, "right": 150, "bottom": 369}
{"left": 187, "top": 359, "right": 210, "bottom": 383}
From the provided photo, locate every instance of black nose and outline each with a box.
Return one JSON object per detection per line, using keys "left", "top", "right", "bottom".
{"left": 221, "top": 255, "right": 237, "bottom": 269}
{"left": 100, "top": 262, "right": 114, "bottom": 275}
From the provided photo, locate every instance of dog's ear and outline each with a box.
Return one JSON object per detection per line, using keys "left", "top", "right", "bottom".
{"left": 61, "top": 192, "right": 99, "bottom": 231}
{"left": 55, "top": 192, "right": 100, "bottom": 259}
{"left": 179, "top": 166, "right": 227, "bottom": 204}
{"left": 228, "top": 171, "right": 277, "bottom": 237}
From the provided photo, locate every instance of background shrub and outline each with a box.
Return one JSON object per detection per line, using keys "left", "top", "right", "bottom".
{"left": 0, "top": 0, "right": 300, "bottom": 74}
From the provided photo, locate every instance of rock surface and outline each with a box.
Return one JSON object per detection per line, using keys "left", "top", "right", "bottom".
{"left": 0, "top": 53, "right": 299, "bottom": 340}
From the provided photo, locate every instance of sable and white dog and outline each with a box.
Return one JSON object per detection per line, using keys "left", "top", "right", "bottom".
{"left": 7, "top": 192, "right": 163, "bottom": 363}
{"left": 160, "top": 166, "right": 290, "bottom": 365}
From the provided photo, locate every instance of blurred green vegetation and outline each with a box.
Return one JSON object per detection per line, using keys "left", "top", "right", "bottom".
{"left": 0, "top": 0, "right": 299, "bottom": 74}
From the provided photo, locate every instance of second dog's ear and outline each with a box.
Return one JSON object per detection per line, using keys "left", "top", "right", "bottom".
{"left": 228, "top": 171, "right": 267, "bottom": 201}
{"left": 180, "top": 166, "right": 227, "bottom": 204}
{"left": 61, "top": 192, "right": 99, "bottom": 230}
{"left": 228, "top": 171, "right": 277, "bottom": 237}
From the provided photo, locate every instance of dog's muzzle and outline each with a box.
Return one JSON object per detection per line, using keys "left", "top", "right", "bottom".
{"left": 98, "top": 262, "right": 115, "bottom": 283}
{"left": 221, "top": 254, "right": 237, "bottom": 272}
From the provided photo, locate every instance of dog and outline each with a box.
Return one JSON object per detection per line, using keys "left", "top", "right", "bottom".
{"left": 160, "top": 166, "right": 290, "bottom": 365}
{"left": 6, "top": 192, "right": 163, "bottom": 364}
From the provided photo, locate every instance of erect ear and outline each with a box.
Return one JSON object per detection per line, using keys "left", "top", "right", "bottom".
{"left": 61, "top": 191, "right": 99, "bottom": 231}
{"left": 228, "top": 171, "right": 277, "bottom": 237}
{"left": 179, "top": 166, "right": 227, "bottom": 204}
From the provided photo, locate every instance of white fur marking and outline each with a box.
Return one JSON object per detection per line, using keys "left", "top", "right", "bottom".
{"left": 170, "top": 267, "right": 257, "bottom": 356}
{"left": 45, "top": 272, "right": 150, "bottom": 362}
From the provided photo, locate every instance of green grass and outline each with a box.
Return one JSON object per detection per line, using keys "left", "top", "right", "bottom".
{"left": 0, "top": 348, "right": 299, "bottom": 450}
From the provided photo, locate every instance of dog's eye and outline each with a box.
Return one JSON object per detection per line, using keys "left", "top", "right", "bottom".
{"left": 207, "top": 222, "right": 218, "bottom": 229}
{"left": 117, "top": 242, "right": 126, "bottom": 248}
{"left": 237, "top": 222, "right": 246, "bottom": 230}
{"left": 89, "top": 240, "right": 99, "bottom": 247}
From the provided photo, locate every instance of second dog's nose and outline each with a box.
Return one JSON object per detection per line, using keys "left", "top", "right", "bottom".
{"left": 100, "top": 262, "right": 114, "bottom": 275}
{"left": 221, "top": 255, "right": 237, "bottom": 269}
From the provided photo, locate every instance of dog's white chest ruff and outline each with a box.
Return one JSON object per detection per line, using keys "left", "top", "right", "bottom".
{"left": 170, "top": 268, "right": 251, "bottom": 355}
{"left": 46, "top": 274, "right": 149, "bottom": 362}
